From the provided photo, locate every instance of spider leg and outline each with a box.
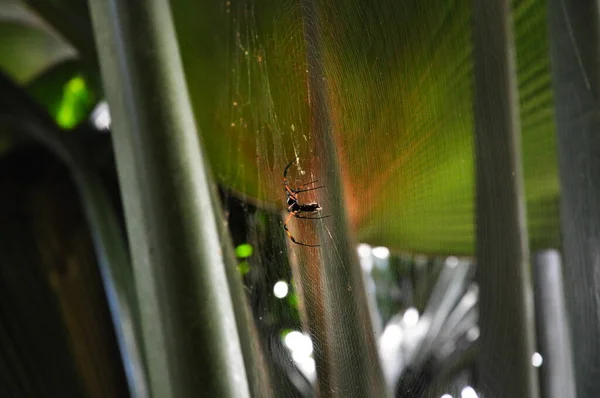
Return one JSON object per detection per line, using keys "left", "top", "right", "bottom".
{"left": 283, "top": 211, "right": 321, "bottom": 247}
{"left": 284, "top": 157, "right": 299, "bottom": 179}
{"left": 283, "top": 212, "right": 295, "bottom": 230}
{"left": 296, "top": 179, "right": 319, "bottom": 188}
{"left": 287, "top": 233, "right": 320, "bottom": 247}
{"left": 285, "top": 185, "right": 298, "bottom": 199}
{"left": 295, "top": 214, "right": 331, "bottom": 219}
{"left": 294, "top": 185, "right": 326, "bottom": 194}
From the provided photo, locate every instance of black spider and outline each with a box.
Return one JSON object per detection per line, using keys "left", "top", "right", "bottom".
{"left": 283, "top": 158, "right": 330, "bottom": 247}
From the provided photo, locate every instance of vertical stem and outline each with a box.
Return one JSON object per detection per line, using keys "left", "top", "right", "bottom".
{"left": 286, "top": 235, "right": 330, "bottom": 396}
{"left": 87, "top": 0, "right": 250, "bottom": 396}
{"left": 547, "top": 1, "right": 600, "bottom": 396}
{"left": 472, "top": 0, "right": 539, "bottom": 397}
{"left": 73, "top": 169, "right": 150, "bottom": 398}
{"left": 532, "top": 250, "right": 576, "bottom": 398}
{"left": 299, "top": 1, "right": 388, "bottom": 397}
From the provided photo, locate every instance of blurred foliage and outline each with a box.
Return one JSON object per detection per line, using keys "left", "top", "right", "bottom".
{"left": 27, "top": 60, "right": 98, "bottom": 129}
{"left": 0, "top": 146, "right": 128, "bottom": 398}
{"left": 0, "top": 2, "right": 75, "bottom": 84}
{"left": 0, "top": 0, "right": 559, "bottom": 257}
{"left": 238, "top": 260, "right": 251, "bottom": 275}
{"left": 54, "top": 75, "right": 90, "bottom": 128}
{"left": 236, "top": 243, "right": 255, "bottom": 258}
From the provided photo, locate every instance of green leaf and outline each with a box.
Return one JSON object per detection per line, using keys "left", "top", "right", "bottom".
{"left": 237, "top": 260, "right": 251, "bottom": 275}
{"left": 26, "top": 60, "right": 101, "bottom": 129}
{"left": 54, "top": 75, "right": 92, "bottom": 128}
{"left": 0, "top": 3, "right": 76, "bottom": 84}
{"left": 170, "top": 0, "right": 559, "bottom": 255}
{"left": 8, "top": 0, "right": 559, "bottom": 256}
{"left": 235, "top": 243, "right": 254, "bottom": 258}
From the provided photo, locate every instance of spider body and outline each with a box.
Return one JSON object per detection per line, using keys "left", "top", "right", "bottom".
{"left": 283, "top": 158, "right": 329, "bottom": 247}
{"left": 287, "top": 196, "right": 321, "bottom": 213}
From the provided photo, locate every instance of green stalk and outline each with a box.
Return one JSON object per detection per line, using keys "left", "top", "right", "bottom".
{"left": 87, "top": 0, "right": 252, "bottom": 396}
{"left": 71, "top": 167, "right": 150, "bottom": 398}
{"left": 472, "top": 0, "right": 539, "bottom": 396}
{"left": 547, "top": 0, "right": 600, "bottom": 395}
{"left": 295, "top": 1, "right": 389, "bottom": 397}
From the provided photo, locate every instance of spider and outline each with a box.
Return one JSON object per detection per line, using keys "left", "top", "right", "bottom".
{"left": 283, "top": 158, "right": 330, "bottom": 247}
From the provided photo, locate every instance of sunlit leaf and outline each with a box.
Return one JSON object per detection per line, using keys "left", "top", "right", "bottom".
{"left": 7, "top": 0, "right": 560, "bottom": 255}
{"left": 237, "top": 260, "right": 251, "bottom": 275}
{"left": 235, "top": 243, "right": 254, "bottom": 258}
{"left": 171, "top": 0, "right": 559, "bottom": 255}
{"left": 286, "top": 292, "right": 298, "bottom": 310}
{"left": 0, "top": 3, "right": 76, "bottom": 84}
{"left": 27, "top": 60, "right": 100, "bottom": 129}
{"left": 53, "top": 75, "right": 92, "bottom": 128}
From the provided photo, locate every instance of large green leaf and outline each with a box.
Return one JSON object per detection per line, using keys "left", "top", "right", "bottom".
{"left": 173, "top": 0, "right": 559, "bottom": 255}
{"left": 0, "top": 0, "right": 79, "bottom": 154}
{"left": 1, "top": 0, "right": 560, "bottom": 255}
{"left": 0, "top": 0, "right": 75, "bottom": 83}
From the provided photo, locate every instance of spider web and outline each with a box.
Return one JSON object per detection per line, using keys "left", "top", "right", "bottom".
{"left": 175, "top": 0, "right": 561, "bottom": 396}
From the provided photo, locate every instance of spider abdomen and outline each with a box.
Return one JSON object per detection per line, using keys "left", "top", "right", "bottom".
{"left": 299, "top": 203, "right": 322, "bottom": 213}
